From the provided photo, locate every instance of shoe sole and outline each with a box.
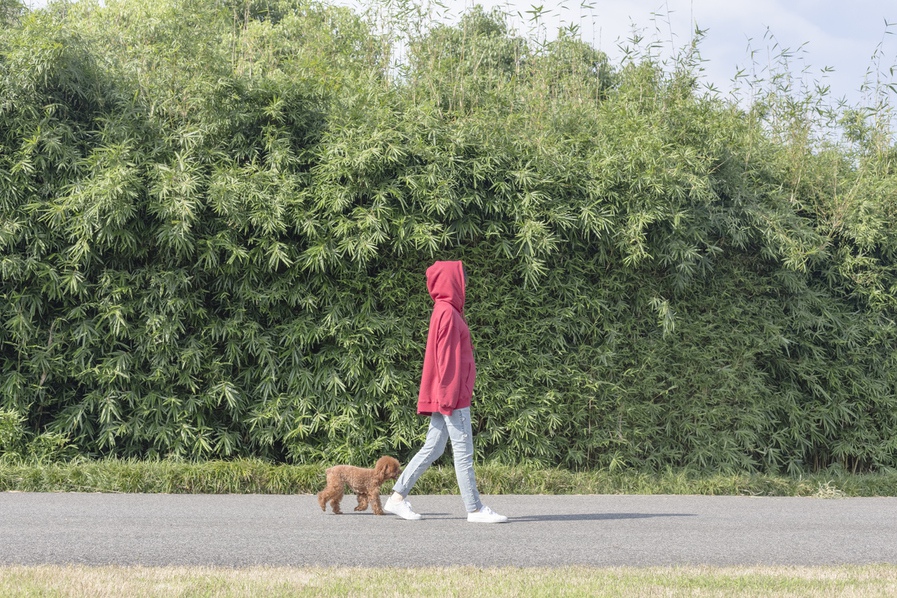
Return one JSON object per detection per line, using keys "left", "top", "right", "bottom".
{"left": 384, "top": 506, "right": 422, "bottom": 521}
{"left": 467, "top": 518, "right": 508, "bottom": 523}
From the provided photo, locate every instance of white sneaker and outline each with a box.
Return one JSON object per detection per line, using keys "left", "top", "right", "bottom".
{"left": 384, "top": 498, "right": 422, "bottom": 520}
{"left": 467, "top": 505, "right": 508, "bottom": 523}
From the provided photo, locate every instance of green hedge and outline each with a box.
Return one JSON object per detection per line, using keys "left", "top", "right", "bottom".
{"left": 2, "top": 0, "right": 897, "bottom": 473}
{"left": 2, "top": 459, "right": 897, "bottom": 497}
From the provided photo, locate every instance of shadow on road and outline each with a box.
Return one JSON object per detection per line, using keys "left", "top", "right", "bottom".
{"left": 511, "top": 512, "right": 697, "bottom": 522}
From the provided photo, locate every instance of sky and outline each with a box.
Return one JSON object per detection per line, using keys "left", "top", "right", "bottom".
{"left": 357, "top": 0, "right": 897, "bottom": 108}
{"left": 22, "top": 0, "right": 897, "bottom": 108}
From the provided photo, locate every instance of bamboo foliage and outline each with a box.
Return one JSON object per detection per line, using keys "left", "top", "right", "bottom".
{"left": 1, "top": 0, "right": 896, "bottom": 472}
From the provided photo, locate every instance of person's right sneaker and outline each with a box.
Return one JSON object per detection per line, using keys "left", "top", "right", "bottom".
{"left": 467, "top": 505, "right": 508, "bottom": 523}
{"left": 383, "top": 497, "right": 422, "bottom": 520}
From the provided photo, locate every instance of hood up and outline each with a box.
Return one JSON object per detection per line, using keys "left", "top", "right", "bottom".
{"left": 425, "top": 260, "right": 465, "bottom": 313}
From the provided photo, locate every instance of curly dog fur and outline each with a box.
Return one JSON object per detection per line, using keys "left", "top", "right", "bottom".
{"left": 317, "top": 456, "right": 402, "bottom": 515}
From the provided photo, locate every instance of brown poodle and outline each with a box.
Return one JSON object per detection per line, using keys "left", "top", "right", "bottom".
{"left": 317, "top": 456, "right": 402, "bottom": 515}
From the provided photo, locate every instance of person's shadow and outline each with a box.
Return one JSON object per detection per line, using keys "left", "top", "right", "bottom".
{"left": 511, "top": 512, "right": 696, "bottom": 522}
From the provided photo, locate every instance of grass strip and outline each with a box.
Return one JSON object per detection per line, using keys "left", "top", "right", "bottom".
{"left": 1, "top": 565, "right": 897, "bottom": 597}
{"left": 1, "top": 459, "right": 897, "bottom": 496}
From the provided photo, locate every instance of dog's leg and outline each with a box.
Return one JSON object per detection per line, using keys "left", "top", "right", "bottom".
{"left": 370, "top": 490, "right": 385, "bottom": 515}
{"left": 317, "top": 490, "right": 328, "bottom": 512}
{"left": 354, "top": 492, "right": 369, "bottom": 512}
{"left": 329, "top": 488, "right": 344, "bottom": 514}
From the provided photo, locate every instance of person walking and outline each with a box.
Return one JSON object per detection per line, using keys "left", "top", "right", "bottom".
{"left": 384, "top": 260, "right": 508, "bottom": 523}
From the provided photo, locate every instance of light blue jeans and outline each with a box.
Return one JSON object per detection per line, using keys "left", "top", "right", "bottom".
{"left": 393, "top": 407, "right": 483, "bottom": 513}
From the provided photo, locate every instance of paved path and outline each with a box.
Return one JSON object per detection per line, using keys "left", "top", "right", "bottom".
{"left": 1, "top": 493, "right": 896, "bottom": 567}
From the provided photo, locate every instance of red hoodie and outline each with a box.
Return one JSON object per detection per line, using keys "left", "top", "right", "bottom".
{"left": 417, "top": 261, "right": 476, "bottom": 416}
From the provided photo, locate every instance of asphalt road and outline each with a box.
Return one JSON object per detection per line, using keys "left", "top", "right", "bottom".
{"left": 1, "top": 492, "right": 896, "bottom": 567}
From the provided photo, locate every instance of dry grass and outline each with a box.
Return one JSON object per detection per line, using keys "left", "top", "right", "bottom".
{"left": 2, "top": 565, "right": 897, "bottom": 597}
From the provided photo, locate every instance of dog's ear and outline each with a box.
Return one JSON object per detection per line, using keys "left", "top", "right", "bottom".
{"left": 374, "top": 456, "right": 388, "bottom": 477}
{"left": 387, "top": 457, "right": 401, "bottom": 478}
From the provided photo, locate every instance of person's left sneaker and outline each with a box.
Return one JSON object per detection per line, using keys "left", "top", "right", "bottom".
{"left": 467, "top": 505, "right": 508, "bottom": 523}
{"left": 384, "top": 497, "right": 422, "bottom": 520}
